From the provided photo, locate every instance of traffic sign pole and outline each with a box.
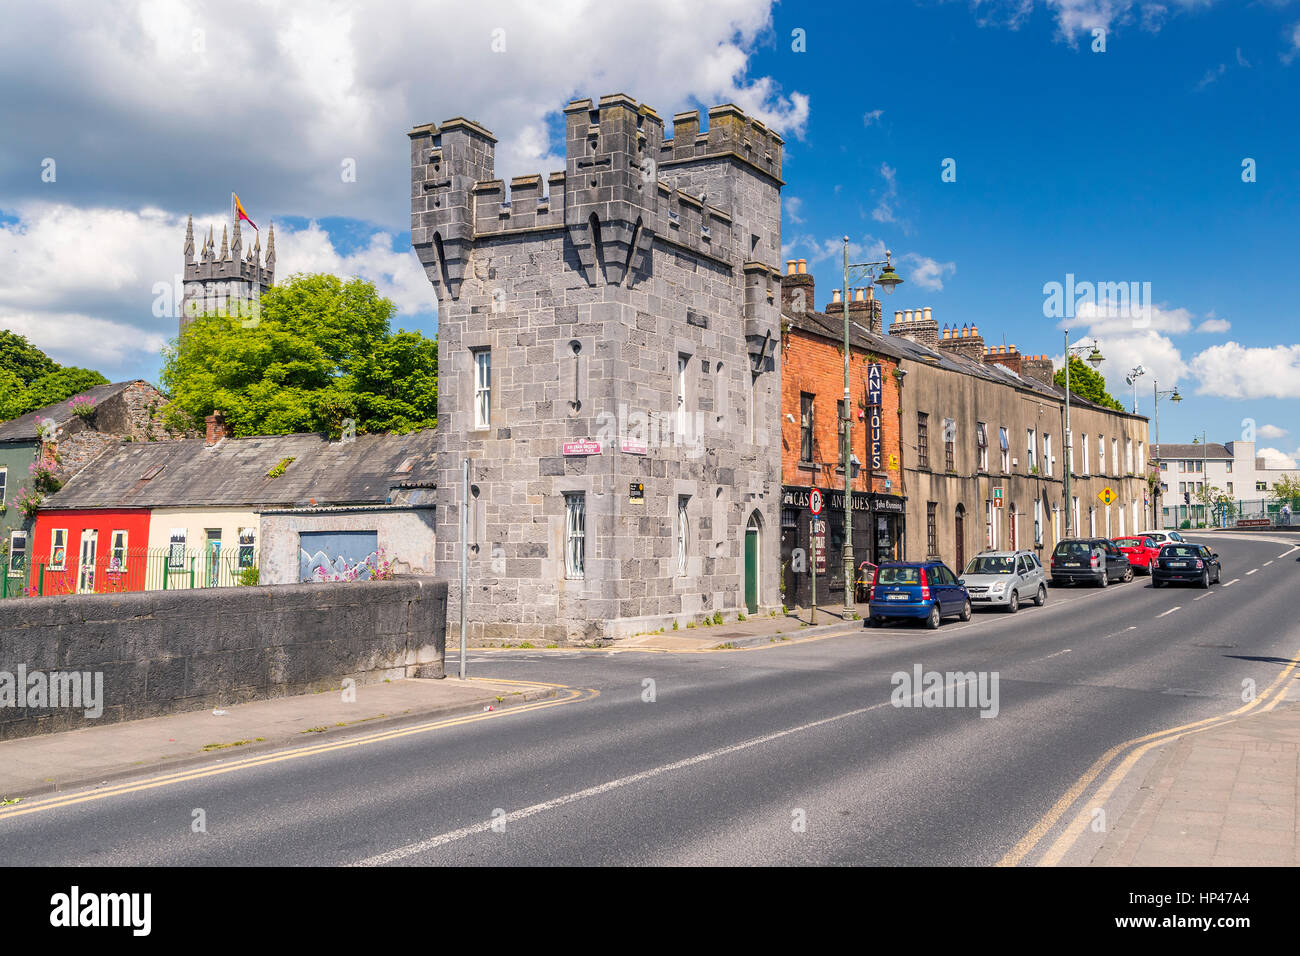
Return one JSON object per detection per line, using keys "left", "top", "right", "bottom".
{"left": 809, "top": 489, "right": 823, "bottom": 625}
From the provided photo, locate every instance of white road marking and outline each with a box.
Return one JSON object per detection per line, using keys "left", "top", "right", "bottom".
{"left": 1193, "top": 593, "right": 1212, "bottom": 601}
{"left": 1223, "top": 578, "right": 1239, "bottom": 587}
{"left": 1246, "top": 569, "right": 1258, "bottom": 575}
{"left": 1281, "top": 547, "right": 1299, "bottom": 558}
{"left": 1264, "top": 560, "right": 1274, "bottom": 566}
{"left": 354, "top": 699, "right": 891, "bottom": 866}
{"left": 1157, "top": 607, "right": 1181, "bottom": 618}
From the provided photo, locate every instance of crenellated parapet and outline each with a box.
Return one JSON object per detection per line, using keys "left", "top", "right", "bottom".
{"left": 409, "top": 93, "right": 782, "bottom": 301}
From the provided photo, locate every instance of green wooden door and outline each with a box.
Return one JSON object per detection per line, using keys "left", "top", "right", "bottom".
{"left": 745, "top": 523, "right": 759, "bottom": 614}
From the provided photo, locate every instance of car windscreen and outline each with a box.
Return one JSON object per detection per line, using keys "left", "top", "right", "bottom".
{"left": 1053, "top": 541, "right": 1092, "bottom": 556}
{"left": 877, "top": 567, "right": 921, "bottom": 585}
{"left": 966, "top": 556, "right": 1014, "bottom": 574}
{"left": 1160, "top": 545, "right": 1199, "bottom": 557}
{"left": 1114, "top": 538, "right": 1143, "bottom": 548}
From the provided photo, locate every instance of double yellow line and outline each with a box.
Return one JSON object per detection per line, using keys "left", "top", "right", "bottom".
{"left": 998, "top": 646, "right": 1299, "bottom": 867}
{"left": 0, "top": 679, "right": 591, "bottom": 822}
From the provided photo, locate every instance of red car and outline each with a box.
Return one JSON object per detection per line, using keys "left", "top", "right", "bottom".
{"left": 1113, "top": 536, "right": 1160, "bottom": 574}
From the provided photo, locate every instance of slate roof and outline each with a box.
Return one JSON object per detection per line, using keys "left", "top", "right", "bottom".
{"left": 42, "top": 430, "right": 437, "bottom": 510}
{"left": 1152, "top": 443, "right": 1231, "bottom": 459}
{"left": 782, "top": 308, "right": 1146, "bottom": 419}
{"left": 0, "top": 381, "right": 140, "bottom": 443}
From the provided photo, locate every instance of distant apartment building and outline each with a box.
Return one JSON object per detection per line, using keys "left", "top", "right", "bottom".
{"left": 1152, "top": 440, "right": 1300, "bottom": 527}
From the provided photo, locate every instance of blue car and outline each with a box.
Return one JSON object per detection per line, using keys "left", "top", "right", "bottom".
{"left": 866, "top": 560, "right": 971, "bottom": 630}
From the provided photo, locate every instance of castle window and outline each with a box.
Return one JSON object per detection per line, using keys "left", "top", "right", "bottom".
{"left": 564, "top": 493, "right": 585, "bottom": 580}
{"left": 0, "top": 466, "right": 6, "bottom": 506}
{"left": 168, "top": 528, "right": 187, "bottom": 569}
{"left": 109, "top": 530, "right": 129, "bottom": 573}
{"left": 676, "top": 496, "right": 690, "bottom": 576}
{"left": 238, "top": 528, "right": 256, "bottom": 569}
{"left": 473, "top": 348, "right": 492, "bottom": 429}
{"left": 676, "top": 353, "right": 690, "bottom": 439}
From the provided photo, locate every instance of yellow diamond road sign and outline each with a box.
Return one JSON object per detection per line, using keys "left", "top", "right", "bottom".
{"left": 1098, "top": 487, "right": 1116, "bottom": 505}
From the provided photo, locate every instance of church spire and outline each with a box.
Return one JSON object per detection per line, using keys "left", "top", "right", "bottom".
{"left": 219, "top": 224, "right": 229, "bottom": 261}
{"left": 265, "top": 220, "right": 276, "bottom": 270}
{"left": 231, "top": 216, "right": 242, "bottom": 262}
{"left": 184, "top": 215, "right": 195, "bottom": 263}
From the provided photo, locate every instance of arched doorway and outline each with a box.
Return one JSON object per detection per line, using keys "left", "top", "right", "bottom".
{"left": 954, "top": 504, "right": 966, "bottom": 572}
{"left": 745, "top": 511, "right": 762, "bottom": 614}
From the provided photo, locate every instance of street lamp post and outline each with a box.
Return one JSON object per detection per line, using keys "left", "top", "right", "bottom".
{"left": 1126, "top": 365, "right": 1145, "bottom": 414}
{"left": 840, "top": 237, "right": 902, "bottom": 612}
{"left": 1151, "top": 380, "right": 1182, "bottom": 528}
{"left": 1061, "top": 330, "right": 1105, "bottom": 537}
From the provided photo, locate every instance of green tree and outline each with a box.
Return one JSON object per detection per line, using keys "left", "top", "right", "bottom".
{"left": 162, "top": 274, "right": 437, "bottom": 437}
{"left": 1271, "top": 474, "right": 1300, "bottom": 503}
{"left": 0, "top": 366, "right": 109, "bottom": 421}
{"left": 1053, "top": 356, "right": 1125, "bottom": 412}
{"left": 0, "top": 330, "right": 58, "bottom": 384}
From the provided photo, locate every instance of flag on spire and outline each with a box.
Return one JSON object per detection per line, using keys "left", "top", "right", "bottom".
{"left": 233, "top": 192, "right": 258, "bottom": 231}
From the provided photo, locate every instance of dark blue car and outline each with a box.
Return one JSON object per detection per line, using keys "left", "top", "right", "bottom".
{"left": 867, "top": 560, "right": 971, "bottom": 630}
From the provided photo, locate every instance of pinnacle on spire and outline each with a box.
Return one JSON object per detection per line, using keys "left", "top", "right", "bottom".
{"left": 265, "top": 220, "right": 276, "bottom": 269}
{"left": 232, "top": 216, "right": 242, "bottom": 260}
{"left": 184, "top": 215, "right": 195, "bottom": 263}
{"left": 219, "top": 224, "right": 229, "bottom": 261}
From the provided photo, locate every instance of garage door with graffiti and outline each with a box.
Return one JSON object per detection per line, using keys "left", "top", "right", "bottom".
{"left": 298, "top": 530, "right": 386, "bottom": 582}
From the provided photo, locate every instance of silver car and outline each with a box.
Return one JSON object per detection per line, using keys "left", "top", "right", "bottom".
{"left": 958, "top": 550, "right": 1048, "bottom": 613}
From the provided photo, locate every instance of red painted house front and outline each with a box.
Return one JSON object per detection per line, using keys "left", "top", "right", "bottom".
{"left": 29, "top": 509, "right": 151, "bottom": 596}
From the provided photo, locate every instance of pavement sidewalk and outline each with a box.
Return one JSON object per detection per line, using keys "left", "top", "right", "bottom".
{"left": 601, "top": 605, "right": 864, "bottom": 652}
{"left": 0, "top": 676, "right": 557, "bottom": 801}
{"left": 1091, "top": 701, "right": 1300, "bottom": 866}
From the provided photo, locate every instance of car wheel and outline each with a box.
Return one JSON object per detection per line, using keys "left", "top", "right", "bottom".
{"left": 1034, "top": 584, "right": 1047, "bottom": 607}
{"left": 1123, "top": 566, "right": 1134, "bottom": 583}
{"left": 1214, "top": 567, "right": 1221, "bottom": 583}
{"left": 1152, "top": 577, "right": 1163, "bottom": 588}
{"left": 1099, "top": 569, "right": 1109, "bottom": 588}
{"left": 926, "top": 605, "right": 941, "bottom": 630}
{"left": 959, "top": 598, "right": 972, "bottom": 622}
{"left": 1006, "top": 590, "right": 1019, "bottom": 613}
{"left": 1200, "top": 570, "right": 1210, "bottom": 589}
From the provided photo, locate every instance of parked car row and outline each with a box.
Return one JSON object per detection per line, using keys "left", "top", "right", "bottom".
{"left": 864, "top": 529, "right": 1223, "bottom": 630}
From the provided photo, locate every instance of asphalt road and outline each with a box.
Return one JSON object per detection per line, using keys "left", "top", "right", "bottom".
{"left": 2, "top": 533, "right": 1297, "bottom": 866}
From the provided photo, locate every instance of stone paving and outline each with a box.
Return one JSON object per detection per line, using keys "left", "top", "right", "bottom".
{"left": 1092, "top": 700, "right": 1300, "bottom": 866}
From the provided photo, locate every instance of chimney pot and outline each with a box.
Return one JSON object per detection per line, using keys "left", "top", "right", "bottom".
{"left": 923, "top": 306, "right": 933, "bottom": 323}
{"left": 786, "top": 259, "right": 796, "bottom": 275}
{"left": 797, "top": 258, "right": 807, "bottom": 275}
{"left": 832, "top": 289, "right": 842, "bottom": 303}
{"left": 904, "top": 309, "right": 913, "bottom": 323}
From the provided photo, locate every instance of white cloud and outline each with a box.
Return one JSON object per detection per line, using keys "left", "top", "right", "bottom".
{"left": 1195, "top": 62, "right": 1226, "bottom": 89}
{"left": 1235, "top": 46, "right": 1250, "bottom": 68}
{"left": 1057, "top": 302, "right": 1190, "bottom": 396}
{"left": 968, "top": 1, "right": 1217, "bottom": 44}
{"left": 1285, "top": 21, "right": 1300, "bottom": 65}
{"left": 872, "top": 163, "right": 899, "bottom": 225}
{"left": 1256, "top": 424, "right": 1288, "bottom": 440}
{"left": 1257, "top": 447, "right": 1298, "bottom": 469}
{"left": 900, "top": 253, "right": 956, "bottom": 292}
{"left": 0, "top": 202, "right": 432, "bottom": 377}
{"left": 0, "top": 0, "right": 808, "bottom": 228}
{"left": 1188, "top": 342, "right": 1300, "bottom": 399}
{"left": 862, "top": 109, "right": 884, "bottom": 127}
{"left": 1196, "top": 317, "right": 1230, "bottom": 333}
{"left": 783, "top": 196, "right": 805, "bottom": 225}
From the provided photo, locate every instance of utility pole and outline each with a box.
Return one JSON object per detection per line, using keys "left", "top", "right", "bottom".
{"left": 459, "top": 458, "right": 469, "bottom": 680}
{"left": 839, "top": 237, "right": 903, "bottom": 611}
{"left": 1062, "top": 330, "right": 1105, "bottom": 537}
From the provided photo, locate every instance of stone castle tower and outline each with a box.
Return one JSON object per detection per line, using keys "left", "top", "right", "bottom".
{"left": 180, "top": 214, "right": 275, "bottom": 335}
{"left": 410, "top": 93, "right": 785, "bottom": 642}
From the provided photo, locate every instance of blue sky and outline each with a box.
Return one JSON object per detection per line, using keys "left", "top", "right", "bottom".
{"left": 1, "top": 0, "right": 1298, "bottom": 460}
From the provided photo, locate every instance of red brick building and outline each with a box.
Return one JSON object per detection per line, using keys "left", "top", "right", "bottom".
{"left": 779, "top": 261, "right": 906, "bottom": 607}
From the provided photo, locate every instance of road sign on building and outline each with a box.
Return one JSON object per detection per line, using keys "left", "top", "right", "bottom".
{"left": 1098, "top": 487, "right": 1116, "bottom": 505}
{"left": 809, "top": 487, "right": 824, "bottom": 516}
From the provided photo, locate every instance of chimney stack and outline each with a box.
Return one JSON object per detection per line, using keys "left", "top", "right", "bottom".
{"left": 780, "top": 260, "right": 814, "bottom": 313}
{"left": 204, "top": 410, "right": 233, "bottom": 445}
